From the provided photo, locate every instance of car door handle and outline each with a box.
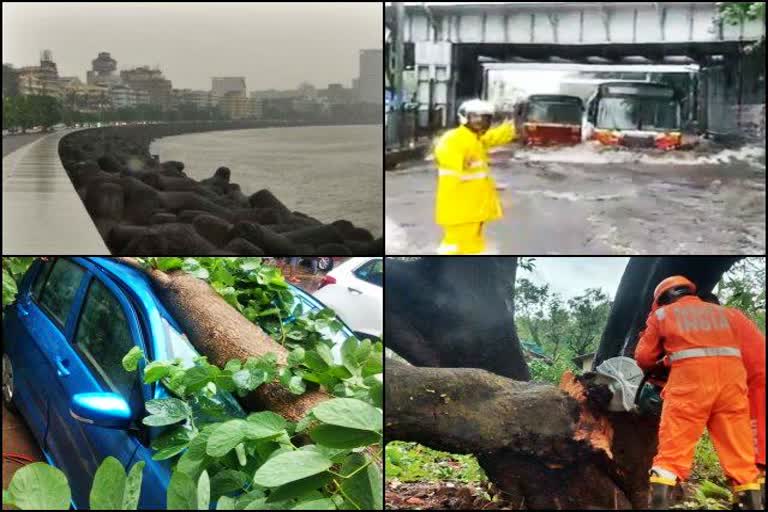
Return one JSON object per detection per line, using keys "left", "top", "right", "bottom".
{"left": 347, "top": 287, "right": 362, "bottom": 295}
{"left": 55, "top": 356, "right": 71, "bottom": 377}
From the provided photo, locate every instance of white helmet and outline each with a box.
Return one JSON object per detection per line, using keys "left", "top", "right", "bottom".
{"left": 458, "top": 99, "right": 495, "bottom": 125}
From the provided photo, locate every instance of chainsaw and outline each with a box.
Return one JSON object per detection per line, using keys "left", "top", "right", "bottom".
{"left": 593, "top": 356, "right": 667, "bottom": 416}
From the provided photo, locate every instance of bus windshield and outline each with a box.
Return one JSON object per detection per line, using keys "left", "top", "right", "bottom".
{"left": 596, "top": 96, "right": 680, "bottom": 131}
{"left": 527, "top": 98, "right": 583, "bottom": 125}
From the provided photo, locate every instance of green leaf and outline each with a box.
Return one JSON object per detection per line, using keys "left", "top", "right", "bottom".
{"left": 235, "top": 442, "right": 247, "bottom": 466}
{"left": 287, "top": 347, "right": 305, "bottom": 366}
{"left": 255, "top": 307, "right": 280, "bottom": 317}
{"left": 197, "top": 470, "right": 210, "bottom": 511}
{"left": 216, "top": 495, "right": 237, "bottom": 510}
{"left": 182, "top": 258, "right": 210, "bottom": 280}
{"left": 287, "top": 375, "right": 306, "bottom": 395}
{"left": 121, "top": 347, "right": 144, "bottom": 372}
{"left": 292, "top": 497, "right": 335, "bottom": 510}
{"left": 309, "top": 424, "right": 381, "bottom": 449}
{"left": 340, "top": 453, "right": 381, "bottom": 510}
{"left": 143, "top": 397, "right": 191, "bottom": 427}
{"left": 89, "top": 456, "right": 126, "bottom": 509}
{"left": 341, "top": 337, "right": 371, "bottom": 375}
{"left": 295, "top": 413, "right": 315, "bottom": 433}
{"left": 151, "top": 426, "right": 193, "bottom": 461}
{"left": 244, "top": 411, "right": 288, "bottom": 439}
{"left": 315, "top": 344, "right": 334, "bottom": 367}
{"left": 143, "top": 361, "right": 172, "bottom": 384}
{"left": 234, "top": 489, "right": 266, "bottom": 510}
{"left": 183, "top": 366, "right": 215, "bottom": 394}
{"left": 252, "top": 451, "right": 333, "bottom": 487}
{"left": 167, "top": 470, "right": 197, "bottom": 510}
{"left": 240, "top": 257, "right": 263, "bottom": 271}
{"left": 311, "top": 398, "right": 382, "bottom": 433}
{"left": 145, "top": 398, "right": 191, "bottom": 419}
{"left": 233, "top": 368, "right": 267, "bottom": 392}
{"left": 224, "top": 359, "right": 242, "bottom": 373}
{"left": 156, "top": 257, "right": 184, "bottom": 271}
{"left": 122, "top": 461, "right": 145, "bottom": 509}
{"left": 207, "top": 420, "right": 247, "bottom": 457}
{"left": 7, "top": 462, "right": 71, "bottom": 510}
{"left": 177, "top": 432, "right": 213, "bottom": 479}
{"left": 3, "top": 489, "right": 15, "bottom": 508}
{"left": 210, "top": 469, "right": 248, "bottom": 498}
{"left": 267, "top": 472, "right": 333, "bottom": 503}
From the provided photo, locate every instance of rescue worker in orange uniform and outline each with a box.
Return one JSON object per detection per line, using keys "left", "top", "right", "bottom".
{"left": 700, "top": 291, "right": 766, "bottom": 507}
{"left": 433, "top": 99, "right": 516, "bottom": 254}
{"left": 635, "top": 276, "right": 762, "bottom": 510}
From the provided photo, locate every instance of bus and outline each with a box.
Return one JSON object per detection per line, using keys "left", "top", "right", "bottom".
{"left": 514, "top": 94, "right": 584, "bottom": 146}
{"left": 584, "top": 81, "right": 684, "bottom": 150}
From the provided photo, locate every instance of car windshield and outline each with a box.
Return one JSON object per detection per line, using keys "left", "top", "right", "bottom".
{"left": 527, "top": 99, "right": 582, "bottom": 125}
{"left": 596, "top": 97, "right": 680, "bottom": 131}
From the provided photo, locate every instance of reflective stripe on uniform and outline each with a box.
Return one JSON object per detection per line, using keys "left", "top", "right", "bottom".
{"left": 650, "top": 475, "right": 677, "bottom": 486}
{"left": 459, "top": 171, "right": 488, "bottom": 181}
{"left": 732, "top": 482, "right": 761, "bottom": 492}
{"left": 438, "top": 169, "right": 489, "bottom": 181}
{"left": 437, "top": 244, "right": 458, "bottom": 255}
{"left": 668, "top": 346, "right": 741, "bottom": 362}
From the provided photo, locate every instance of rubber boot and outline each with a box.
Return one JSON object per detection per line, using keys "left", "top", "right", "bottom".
{"left": 734, "top": 489, "right": 761, "bottom": 510}
{"left": 649, "top": 482, "right": 672, "bottom": 510}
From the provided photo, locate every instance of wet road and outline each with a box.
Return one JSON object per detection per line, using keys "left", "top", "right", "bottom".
{"left": 385, "top": 142, "right": 766, "bottom": 255}
{"left": 2, "top": 132, "right": 48, "bottom": 157}
{"left": 3, "top": 128, "right": 108, "bottom": 254}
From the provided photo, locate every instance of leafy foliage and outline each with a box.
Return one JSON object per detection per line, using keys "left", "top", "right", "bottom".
{"left": 385, "top": 442, "right": 487, "bottom": 484}
{"left": 2, "top": 257, "right": 34, "bottom": 306}
{"left": 3, "top": 257, "right": 382, "bottom": 510}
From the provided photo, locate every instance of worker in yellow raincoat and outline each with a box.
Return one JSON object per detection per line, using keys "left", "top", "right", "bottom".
{"left": 433, "top": 99, "right": 516, "bottom": 254}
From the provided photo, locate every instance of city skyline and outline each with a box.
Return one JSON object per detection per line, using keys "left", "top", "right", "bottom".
{"left": 2, "top": 2, "right": 382, "bottom": 91}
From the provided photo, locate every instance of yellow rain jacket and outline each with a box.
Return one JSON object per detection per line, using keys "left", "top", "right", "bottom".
{"left": 433, "top": 122, "right": 516, "bottom": 226}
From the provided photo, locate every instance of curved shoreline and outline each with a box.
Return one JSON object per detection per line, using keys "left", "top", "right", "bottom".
{"left": 58, "top": 121, "right": 382, "bottom": 255}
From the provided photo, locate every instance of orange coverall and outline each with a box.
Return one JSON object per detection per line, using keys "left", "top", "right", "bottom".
{"left": 635, "top": 295, "right": 760, "bottom": 487}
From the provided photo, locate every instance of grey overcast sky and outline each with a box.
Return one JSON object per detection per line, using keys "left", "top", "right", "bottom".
{"left": 3, "top": 2, "right": 382, "bottom": 91}
{"left": 520, "top": 257, "right": 630, "bottom": 301}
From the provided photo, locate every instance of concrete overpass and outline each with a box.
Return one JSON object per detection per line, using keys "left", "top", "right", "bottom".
{"left": 385, "top": 2, "right": 765, "bottom": 129}
{"left": 3, "top": 129, "right": 108, "bottom": 254}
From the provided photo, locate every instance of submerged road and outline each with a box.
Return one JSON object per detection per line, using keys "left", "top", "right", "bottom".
{"left": 3, "top": 128, "right": 108, "bottom": 254}
{"left": 386, "top": 142, "right": 766, "bottom": 255}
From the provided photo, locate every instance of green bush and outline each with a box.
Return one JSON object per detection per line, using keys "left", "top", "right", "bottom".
{"left": 385, "top": 441, "right": 486, "bottom": 484}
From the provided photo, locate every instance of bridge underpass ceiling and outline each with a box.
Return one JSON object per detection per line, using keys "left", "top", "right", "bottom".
{"left": 455, "top": 41, "right": 751, "bottom": 66}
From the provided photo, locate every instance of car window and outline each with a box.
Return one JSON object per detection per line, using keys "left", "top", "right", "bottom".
{"left": 73, "top": 278, "right": 138, "bottom": 402}
{"left": 353, "top": 259, "right": 383, "bottom": 287}
{"left": 31, "top": 260, "right": 55, "bottom": 301}
{"left": 38, "top": 259, "right": 86, "bottom": 328}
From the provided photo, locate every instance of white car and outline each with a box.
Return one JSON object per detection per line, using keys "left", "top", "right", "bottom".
{"left": 313, "top": 257, "right": 382, "bottom": 340}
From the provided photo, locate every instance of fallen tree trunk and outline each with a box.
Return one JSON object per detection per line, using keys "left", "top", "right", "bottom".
{"left": 116, "top": 257, "right": 328, "bottom": 421}
{"left": 386, "top": 360, "right": 659, "bottom": 510}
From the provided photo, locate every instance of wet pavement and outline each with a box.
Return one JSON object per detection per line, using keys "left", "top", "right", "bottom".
{"left": 386, "top": 142, "right": 766, "bottom": 255}
{"left": 2, "top": 132, "right": 49, "bottom": 157}
{"left": 2, "top": 128, "right": 108, "bottom": 254}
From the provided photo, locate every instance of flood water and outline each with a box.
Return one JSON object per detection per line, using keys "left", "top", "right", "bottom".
{"left": 386, "top": 141, "right": 766, "bottom": 255}
{"left": 151, "top": 124, "right": 382, "bottom": 235}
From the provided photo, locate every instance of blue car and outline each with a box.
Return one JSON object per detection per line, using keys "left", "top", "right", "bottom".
{"left": 2, "top": 257, "right": 355, "bottom": 509}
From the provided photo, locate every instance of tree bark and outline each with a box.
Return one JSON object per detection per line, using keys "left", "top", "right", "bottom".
{"left": 386, "top": 257, "right": 530, "bottom": 381}
{"left": 115, "top": 257, "right": 328, "bottom": 421}
{"left": 386, "top": 360, "right": 659, "bottom": 510}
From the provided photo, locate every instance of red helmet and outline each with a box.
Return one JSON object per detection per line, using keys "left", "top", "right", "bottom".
{"left": 653, "top": 276, "right": 697, "bottom": 305}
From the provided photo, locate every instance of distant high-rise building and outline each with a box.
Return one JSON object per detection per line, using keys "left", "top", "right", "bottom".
{"left": 357, "top": 49, "right": 382, "bottom": 104}
{"left": 220, "top": 90, "right": 249, "bottom": 119}
{"left": 212, "top": 77, "right": 246, "bottom": 99}
{"left": 17, "top": 50, "right": 62, "bottom": 98}
{"left": 87, "top": 52, "right": 119, "bottom": 86}
{"left": 121, "top": 66, "right": 172, "bottom": 109}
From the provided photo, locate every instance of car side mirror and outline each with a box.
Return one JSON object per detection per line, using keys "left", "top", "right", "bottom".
{"left": 70, "top": 392, "right": 133, "bottom": 430}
